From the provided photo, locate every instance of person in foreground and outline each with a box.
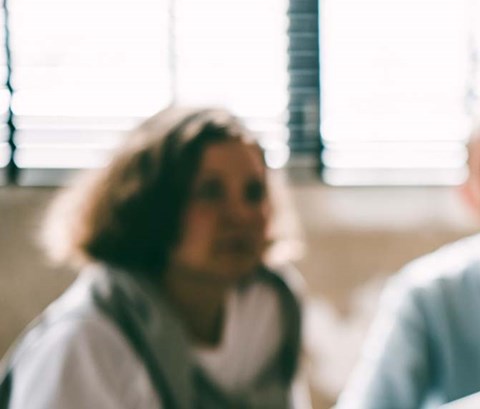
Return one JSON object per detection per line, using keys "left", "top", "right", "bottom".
{"left": 0, "top": 107, "right": 307, "bottom": 408}
{"left": 336, "top": 128, "right": 480, "bottom": 409}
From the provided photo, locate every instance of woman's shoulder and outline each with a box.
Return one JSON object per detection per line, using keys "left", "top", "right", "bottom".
{"left": 6, "top": 306, "right": 158, "bottom": 408}
{"left": 254, "top": 264, "right": 306, "bottom": 308}
{"left": 4, "top": 268, "right": 160, "bottom": 409}
{"left": 12, "top": 309, "right": 127, "bottom": 365}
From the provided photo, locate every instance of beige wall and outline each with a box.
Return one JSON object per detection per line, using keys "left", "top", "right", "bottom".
{"left": 1, "top": 183, "right": 478, "bottom": 407}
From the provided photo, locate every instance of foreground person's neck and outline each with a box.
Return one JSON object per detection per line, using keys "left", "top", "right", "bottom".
{"left": 162, "top": 268, "right": 230, "bottom": 347}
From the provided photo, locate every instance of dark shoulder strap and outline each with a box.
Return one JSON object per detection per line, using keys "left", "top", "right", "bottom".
{"left": 91, "top": 286, "right": 177, "bottom": 409}
{"left": 0, "top": 371, "right": 12, "bottom": 409}
{"left": 0, "top": 315, "right": 44, "bottom": 409}
{"left": 257, "top": 266, "right": 302, "bottom": 383}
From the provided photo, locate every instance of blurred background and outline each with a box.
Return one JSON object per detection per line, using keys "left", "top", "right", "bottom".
{"left": 2, "top": 0, "right": 480, "bottom": 407}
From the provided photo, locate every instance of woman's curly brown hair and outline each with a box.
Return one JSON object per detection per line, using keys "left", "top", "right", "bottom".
{"left": 41, "top": 107, "right": 262, "bottom": 278}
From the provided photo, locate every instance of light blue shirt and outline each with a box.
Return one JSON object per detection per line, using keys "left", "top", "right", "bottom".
{"left": 337, "top": 234, "right": 480, "bottom": 409}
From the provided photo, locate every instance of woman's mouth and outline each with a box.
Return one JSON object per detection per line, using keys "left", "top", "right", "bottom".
{"left": 215, "top": 237, "right": 255, "bottom": 255}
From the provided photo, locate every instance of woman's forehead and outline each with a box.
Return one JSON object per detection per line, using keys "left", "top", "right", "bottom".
{"left": 196, "top": 141, "right": 265, "bottom": 175}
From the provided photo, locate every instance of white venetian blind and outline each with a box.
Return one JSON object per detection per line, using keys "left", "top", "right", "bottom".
{"left": 10, "top": 0, "right": 171, "bottom": 185}
{"left": 5, "top": 0, "right": 290, "bottom": 185}
{"left": 321, "top": 0, "right": 472, "bottom": 186}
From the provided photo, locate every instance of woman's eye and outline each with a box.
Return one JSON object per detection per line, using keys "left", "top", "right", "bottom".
{"left": 194, "top": 180, "right": 224, "bottom": 202}
{"left": 245, "top": 180, "right": 266, "bottom": 204}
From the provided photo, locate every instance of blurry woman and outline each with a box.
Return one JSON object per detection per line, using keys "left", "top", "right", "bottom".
{"left": 0, "top": 107, "right": 308, "bottom": 408}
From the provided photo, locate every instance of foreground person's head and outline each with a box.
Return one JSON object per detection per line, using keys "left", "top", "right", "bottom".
{"left": 43, "top": 107, "right": 272, "bottom": 283}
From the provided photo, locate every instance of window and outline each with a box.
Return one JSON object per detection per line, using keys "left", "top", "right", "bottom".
{"left": 175, "top": 0, "right": 290, "bottom": 169}
{"left": 3, "top": 0, "right": 473, "bottom": 187}
{"left": 1, "top": 0, "right": 291, "bottom": 186}
{"left": 320, "top": 0, "right": 473, "bottom": 186}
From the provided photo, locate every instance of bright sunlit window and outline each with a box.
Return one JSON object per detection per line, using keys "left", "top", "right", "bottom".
{"left": 1, "top": 0, "right": 289, "bottom": 185}
{"left": 8, "top": 0, "right": 170, "bottom": 185}
{"left": 174, "top": 0, "right": 290, "bottom": 169}
{"left": 321, "top": 0, "right": 474, "bottom": 185}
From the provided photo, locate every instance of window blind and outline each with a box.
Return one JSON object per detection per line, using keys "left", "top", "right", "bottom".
{"left": 174, "top": 0, "right": 290, "bottom": 169}
{"left": 4, "top": 0, "right": 290, "bottom": 185}
{"left": 287, "top": 0, "right": 320, "bottom": 171}
{"left": 10, "top": 0, "right": 171, "bottom": 186}
{"left": 320, "top": 0, "right": 471, "bottom": 186}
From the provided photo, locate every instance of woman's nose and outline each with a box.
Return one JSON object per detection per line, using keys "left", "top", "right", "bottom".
{"left": 222, "top": 197, "right": 256, "bottom": 223}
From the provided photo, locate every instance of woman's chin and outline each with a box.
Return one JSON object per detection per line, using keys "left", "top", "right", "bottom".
{"left": 213, "top": 257, "right": 260, "bottom": 282}
{"left": 170, "top": 254, "right": 262, "bottom": 285}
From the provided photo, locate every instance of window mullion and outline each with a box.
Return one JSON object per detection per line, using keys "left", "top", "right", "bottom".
{"left": 4, "top": 0, "right": 15, "bottom": 185}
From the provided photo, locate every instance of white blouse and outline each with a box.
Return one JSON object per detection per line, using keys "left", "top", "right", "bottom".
{"left": 7, "top": 277, "right": 283, "bottom": 409}
{"left": 194, "top": 282, "right": 282, "bottom": 393}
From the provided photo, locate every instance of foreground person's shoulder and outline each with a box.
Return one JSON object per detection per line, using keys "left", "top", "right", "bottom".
{"left": 257, "top": 263, "right": 307, "bottom": 301}
{"left": 8, "top": 314, "right": 161, "bottom": 409}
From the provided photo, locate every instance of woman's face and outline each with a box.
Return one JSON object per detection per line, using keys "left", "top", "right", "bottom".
{"left": 170, "top": 140, "right": 269, "bottom": 283}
